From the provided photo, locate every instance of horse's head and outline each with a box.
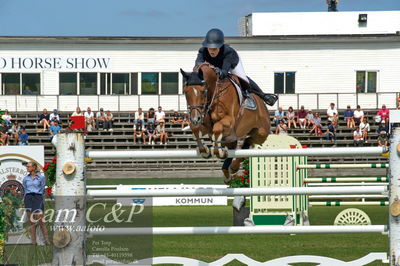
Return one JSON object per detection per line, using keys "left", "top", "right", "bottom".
{"left": 180, "top": 68, "right": 208, "bottom": 127}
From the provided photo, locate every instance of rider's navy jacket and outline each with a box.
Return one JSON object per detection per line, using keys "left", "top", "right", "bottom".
{"left": 195, "top": 44, "right": 239, "bottom": 75}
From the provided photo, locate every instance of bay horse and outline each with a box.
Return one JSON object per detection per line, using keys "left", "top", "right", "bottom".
{"left": 181, "top": 63, "right": 271, "bottom": 183}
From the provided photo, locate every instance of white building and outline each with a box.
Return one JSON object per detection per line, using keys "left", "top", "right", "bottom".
{"left": 0, "top": 11, "right": 399, "bottom": 112}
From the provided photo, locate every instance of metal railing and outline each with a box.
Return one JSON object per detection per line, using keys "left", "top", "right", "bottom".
{"left": 0, "top": 92, "right": 398, "bottom": 112}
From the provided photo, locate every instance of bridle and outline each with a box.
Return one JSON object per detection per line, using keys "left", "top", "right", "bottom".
{"left": 185, "top": 82, "right": 209, "bottom": 124}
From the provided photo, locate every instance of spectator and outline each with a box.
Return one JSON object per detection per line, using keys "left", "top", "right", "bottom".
{"left": 377, "top": 131, "right": 389, "bottom": 147}
{"left": 72, "top": 107, "right": 83, "bottom": 117}
{"left": 133, "top": 121, "right": 146, "bottom": 144}
{"left": 1, "top": 110, "right": 12, "bottom": 126}
{"left": 326, "top": 103, "right": 338, "bottom": 123}
{"left": 147, "top": 108, "right": 156, "bottom": 124}
{"left": 104, "top": 110, "right": 114, "bottom": 132}
{"left": 134, "top": 108, "right": 145, "bottom": 126}
{"left": 0, "top": 122, "right": 10, "bottom": 146}
{"left": 377, "top": 104, "right": 390, "bottom": 124}
{"left": 49, "top": 120, "right": 61, "bottom": 141}
{"left": 18, "top": 127, "right": 29, "bottom": 145}
{"left": 171, "top": 111, "right": 183, "bottom": 125}
{"left": 359, "top": 117, "right": 370, "bottom": 143}
{"left": 95, "top": 108, "right": 106, "bottom": 130}
{"left": 10, "top": 121, "right": 21, "bottom": 145}
{"left": 276, "top": 120, "right": 288, "bottom": 135}
{"left": 146, "top": 122, "right": 156, "bottom": 145}
{"left": 324, "top": 121, "right": 337, "bottom": 144}
{"left": 353, "top": 105, "right": 364, "bottom": 125}
{"left": 297, "top": 106, "right": 307, "bottom": 129}
{"left": 274, "top": 106, "right": 285, "bottom": 134}
{"left": 286, "top": 106, "right": 297, "bottom": 129}
{"left": 309, "top": 113, "right": 322, "bottom": 136}
{"left": 84, "top": 107, "right": 95, "bottom": 132}
{"left": 181, "top": 112, "right": 190, "bottom": 130}
{"left": 49, "top": 109, "right": 60, "bottom": 125}
{"left": 306, "top": 110, "right": 314, "bottom": 128}
{"left": 377, "top": 120, "right": 389, "bottom": 136}
{"left": 343, "top": 105, "right": 355, "bottom": 128}
{"left": 156, "top": 120, "right": 168, "bottom": 145}
{"left": 39, "top": 109, "right": 50, "bottom": 132}
{"left": 353, "top": 126, "right": 364, "bottom": 146}
{"left": 155, "top": 106, "right": 166, "bottom": 124}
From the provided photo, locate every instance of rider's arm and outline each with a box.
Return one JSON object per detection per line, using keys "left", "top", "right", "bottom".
{"left": 194, "top": 48, "right": 206, "bottom": 70}
{"left": 221, "top": 47, "right": 239, "bottom": 75}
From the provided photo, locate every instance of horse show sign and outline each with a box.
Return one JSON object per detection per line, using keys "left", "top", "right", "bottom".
{"left": 0, "top": 146, "right": 44, "bottom": 244}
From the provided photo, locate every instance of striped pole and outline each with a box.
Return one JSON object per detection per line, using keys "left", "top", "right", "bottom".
{"left": 307, "top": 183, "right": 388, "bottom": 186}
{"left": 88, "top": 225, "right": 387, "bottom": 236}
{"left": 298, "top": 163, "right": 389, "bottom": 169}
{"left": 310, "top": 201, "right": 389, "bottom": 206}
{"left": 305, "top": 177, "right": 389, "bottom": 183}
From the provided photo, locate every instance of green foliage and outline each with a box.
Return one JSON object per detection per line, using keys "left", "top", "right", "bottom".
{"left": 230, "top": 158, "right": 250, "bottom": 188}
{"left": 43, "top": 156, "right": 57, "bottom": 188}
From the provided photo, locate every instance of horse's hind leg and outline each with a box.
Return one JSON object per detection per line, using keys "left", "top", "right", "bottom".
{"left": 221, "top": 141, "right": 237, "bottom": 184}
{"left": 229, "top": 140, "right": 251, "bottom": 175}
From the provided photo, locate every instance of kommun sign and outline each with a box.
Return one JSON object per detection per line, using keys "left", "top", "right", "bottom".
{"left": 0, "top": 146, "right": 44, "bottom": 244}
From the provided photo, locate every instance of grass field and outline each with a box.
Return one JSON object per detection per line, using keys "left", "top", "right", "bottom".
{"left": 4, "top": 178, "right": 389, "bottom": 265}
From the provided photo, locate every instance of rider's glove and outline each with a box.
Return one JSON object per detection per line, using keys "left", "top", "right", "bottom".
{"left": 214, "top": 67, "right": 227, "bottom": 79}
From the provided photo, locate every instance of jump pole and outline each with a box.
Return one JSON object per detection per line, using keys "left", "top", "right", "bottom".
{"left": 88, "top": 225, "right": 387, "bottom": 236}
{"left": 298, "top": 163, "right": 389, "bottom": 169}
{"left": 86, "top": 146, "right": 387, "bottom": 159}
{"left": 87, "top": 186, "right": 387, "bottom": 198}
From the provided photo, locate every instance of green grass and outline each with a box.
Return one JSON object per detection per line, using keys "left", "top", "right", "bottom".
{"left": 3, "top": 177, "right": 390, "bottom": 265}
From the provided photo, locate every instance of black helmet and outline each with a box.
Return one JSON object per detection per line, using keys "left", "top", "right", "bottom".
{"left": 202, "top": 28, "right": 224, "bottom": 48}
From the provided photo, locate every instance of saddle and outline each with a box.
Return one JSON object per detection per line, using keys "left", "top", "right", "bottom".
{"left": 227, "top": 75, "right": 257, "bottom": 111}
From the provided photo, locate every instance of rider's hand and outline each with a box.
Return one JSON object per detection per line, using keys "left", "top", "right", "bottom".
{"left": 214, "top": 67, "right": 227, "bottom": 79}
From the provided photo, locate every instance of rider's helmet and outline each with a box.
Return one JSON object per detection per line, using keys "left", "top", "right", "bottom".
{"left": 202, "top": 28, "right": 224, "bottom": 49}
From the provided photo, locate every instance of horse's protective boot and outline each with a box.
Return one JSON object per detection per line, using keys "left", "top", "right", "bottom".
{"left": 247, "top": 77, "right": 279, "bottom": 106}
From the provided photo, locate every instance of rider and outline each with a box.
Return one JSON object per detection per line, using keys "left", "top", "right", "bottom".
{"left": 194, "top": 28, "right": 278, "bottom": 106}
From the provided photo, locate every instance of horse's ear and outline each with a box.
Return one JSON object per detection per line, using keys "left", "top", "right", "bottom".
{"left": 180, "top": 68, "right": 190, "bottom": 80}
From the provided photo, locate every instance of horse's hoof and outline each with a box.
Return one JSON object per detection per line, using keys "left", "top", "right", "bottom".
{"left": 222, "top": 169, "right": 232, "bottom": 185}
{"left": 199, "top": 146, "right": 212, "bottom": 159}
{"left": 214, "top": 147, "right": 228, "bottom": 159}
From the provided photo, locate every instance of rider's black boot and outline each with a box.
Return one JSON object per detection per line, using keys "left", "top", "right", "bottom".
{"left": 247, "top": 77, "right": 279, "bottom": 106}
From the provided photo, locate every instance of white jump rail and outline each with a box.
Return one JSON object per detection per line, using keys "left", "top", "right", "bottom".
{"left": 88, "top": 225, "right": 387, "bottom": 236}
{"left": 87, "top": 186, "right": 387, "bottom": 198}
{"left": 85, "top": 146, "right": 387, "bottom": 159}
{"left": 298, "top": 163, "right": 389, "bottom": 169}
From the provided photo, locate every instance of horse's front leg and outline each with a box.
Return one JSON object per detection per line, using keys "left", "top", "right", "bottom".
{"left": 192, "top": 126, "right": 211, "bottom": 159}
{"left": 211, "top": 117, "right": 231, "bottom": 159}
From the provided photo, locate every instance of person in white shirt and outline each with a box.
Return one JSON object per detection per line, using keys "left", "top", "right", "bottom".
{"left": 353, "top": 105, "right": 364, "bottom": 125}
{"left": 49, "top": 109, "right": 60, "bottom": 126}
{"left": 134, "top": 108, "right": 145, "bottom": 126}
{"left": 353, "top": 126, "right": 363, "bottom": 146}
{"left": 95, "top": 108, "right": 106, "bottom": 130}
{"left": 1, "top": 110, "right": 12, "bottom": 126}
{"left": 326, "top": 103, "right": 338, "bottom": 122}
{"left": 155, "top": 106, "right": 166, "bottom": 124}
{"left": 359, "top": 117, "right": 370, "bottom": 143}
{"left": 84, "top": 107, "right": 95, "bottom": 131}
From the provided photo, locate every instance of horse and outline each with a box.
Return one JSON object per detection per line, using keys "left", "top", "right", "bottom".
{"left": 181, "top": 63, "right": 271, "bottom": 183}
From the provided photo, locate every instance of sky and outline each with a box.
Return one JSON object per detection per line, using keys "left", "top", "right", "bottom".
{"left": 0, "top": 0, "right": 399, "bottom": 37}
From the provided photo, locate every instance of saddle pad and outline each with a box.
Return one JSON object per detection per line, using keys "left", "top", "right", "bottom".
{"left": 243, "top": 94, "right": 257, "bottom": 110}
{"left": 228, "top": 76, "right": 243, "bottom": 105}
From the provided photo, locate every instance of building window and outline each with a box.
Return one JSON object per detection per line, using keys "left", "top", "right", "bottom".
{"left": 274, "top": 72, "right": 295, "bottom": 94}
{"left": 60, "top": 73, "right": 77, "bottom": 95}
{"left": 141, "top": 72, "right": 158, "bottom": 95}
{"left": 80, "top": 73, "right": 97, "bottom": 95}
{"left": 161, "top": 72, "right": 178, "bottom": 95}
{"left": 22, "top": 74, "right": 40, "bottom": 95}
{"left": 2, "top": 73, "right": 20, "bottom": 95}
{"left": 112, "top": 73, "right": 129, "bottom": 95}
{"left": 356, "top": 71, "right": 377, "bottom": 93}
{"left": 1, "top": 73, "right": 40, "bottom": 95}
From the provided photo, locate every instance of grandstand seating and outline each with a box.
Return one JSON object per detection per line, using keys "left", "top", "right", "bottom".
{"left": 8, "top": 109, "right": 389, "bottom": 177}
